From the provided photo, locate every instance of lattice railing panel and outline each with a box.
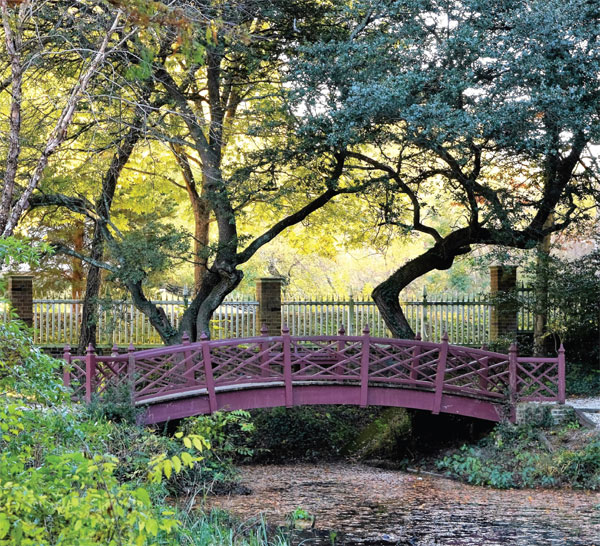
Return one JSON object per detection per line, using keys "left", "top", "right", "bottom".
{"left": 516, "top": 359, "right": 559, "bottom": 400}
{"left": 444, "top": 349, "right": 508, "bottom": 397}
{"left": 135, "top": 348, "right": 205, "bottom": 398}
{"left": 211, "top": 342, "right": 284, "bottom": 385}
{"left": 65, "top": 357, "right": 86, "bottom": 399}
{"left": 94, "top": 357, "right": 128, "bottom": 394}
{"left": 368, "top": 343, "right": 437, "bottom": 385}
{"left": 290, "top": 339, "right": 357, "bottom": 380}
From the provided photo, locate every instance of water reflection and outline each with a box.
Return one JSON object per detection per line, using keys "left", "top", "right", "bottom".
{"left": 206, "top": 463, "right": 599, "bottom": 545}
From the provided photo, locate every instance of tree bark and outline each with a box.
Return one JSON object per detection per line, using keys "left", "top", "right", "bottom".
{"left": 170, "top": 144, "right": 210, "bottom": 294}
{"left": 77, "top": 117, "right": 144, "bottom": 353}
{"left": 0, "top": 0, "right": 24, "bottom": 235}
{"left": 372, "top": 244, "right": 465, "bottom": 338}
{"left": 70, "top": 221, "right": 85, "bottom": 299}
{"left": 533, "top": 213, "right": 553, "bottom": 356}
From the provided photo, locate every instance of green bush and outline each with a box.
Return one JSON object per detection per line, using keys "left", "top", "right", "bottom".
{"left": 175, "top": 410, "right": 255, "bottom": 494}
{"left": 85, "top": 381, "right": 143, "bottom": 424}
{"left": 436, "top": 422, "right": 600, "bottom": 490}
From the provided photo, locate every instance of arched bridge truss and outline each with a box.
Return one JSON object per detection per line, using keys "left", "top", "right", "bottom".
{"left": 62, "top": 327, "right": 566, "bottom": 425}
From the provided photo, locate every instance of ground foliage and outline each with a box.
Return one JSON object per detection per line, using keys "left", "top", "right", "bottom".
{"left": 0, "top": 321, "right": 287, "bottom": 545}
{"left": 436, "top": 417, "right": 600, "bottom": 490}
{"left": 0, "top": 239, "right": 285, "bottom": 545}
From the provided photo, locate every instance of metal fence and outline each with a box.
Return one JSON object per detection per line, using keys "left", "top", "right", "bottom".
{"left": 2, "top": 288, "right": 535, "bottom": 347}
{"left": 28, "top": 295, "right": 257, "bottom": 346}
{"left": 283, "top": 292, "right": 493, "bottom": 345}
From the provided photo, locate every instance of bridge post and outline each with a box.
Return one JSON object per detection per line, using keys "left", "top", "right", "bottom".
{"left": 201, "top": 333, "right": 217, "bottom": 413}
{"left": 85, "top": 344, "right": 96, "bottom": 403}
{"left": 282, "top": 325, "right": 293, "bottom": 407}
{"left": 558, "top": 343, "right": 565, "bottom": 404}
{"left": 360, "top": 325, "right": 370, "bottom": 407}
{"left": 410, "top": 333, "right": 422, "bottom": 382}
{"left": 509, "top": 342, "right": 518, "bottom": 421}
{"left": 63, "top": 344, "right": 71, "bottom": 387}
{"left": 432, "top": 332, "right": 449, "bottom": 414}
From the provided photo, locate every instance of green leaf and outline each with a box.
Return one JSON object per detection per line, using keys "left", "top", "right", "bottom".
{"left": 163, "top": 459, "right": 172, "bottom": 480}
{"left": 171, "top": 455, "right": 181, "bottom": 474}
{"left": 0, "top": 514, "right": 10, "bottom": 539}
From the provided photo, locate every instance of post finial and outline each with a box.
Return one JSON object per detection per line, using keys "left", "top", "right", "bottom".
{"left": 128, "top": 342, "right": 135, "bottom": 353}
{"left": 338, "top": 324, "right": 346, "bottom": 336}
{"left": 200, "top": 331, "right": 209, "bottom": 341}
{"left": 182, "top": 331, "right": 190, "bottom": 344}
{"left": 260, "top": 323, "right": 269, "bottom": 336}
{"left": 441, "top": 331, "right": 449, "bottom": 343}
{"left": 362, "top": 324, "right": 370, "bottom": 335}
{"left": 509, "top": 341, "right": 517, "bottom": 353}
{"left": 281, "top": 324, "right": 290, "bottom": 335}
{"left": 111, "top": 343, "right": 119, "bottom": 356}
{"left": 86, "top": 343, "right": 95, "bottom": 354}
{"left": 63, "top": 343, "right": 71, "bottom": 354}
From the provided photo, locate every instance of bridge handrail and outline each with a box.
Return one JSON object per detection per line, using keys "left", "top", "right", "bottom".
{"left": 66, "top": 334, "right": 515, "bottom": 361}
{"left": 62, "top": 330, "right": 565, "bottom": 411}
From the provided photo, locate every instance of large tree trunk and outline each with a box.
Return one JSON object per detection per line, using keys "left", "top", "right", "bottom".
{"left": 77, "top": 120, "right": 144, "bottom": 353}
{"left": 533, "top": 213, "right": 553, "bottom": 356}
{"left": 170, "top": 144, "right": 211, "bottom": 294}
{"left": 191, "top": 183, "right": 211, "bottom": 293}
{"left": 70, "top": 221, "right": 85, "bottom": 298}
{"left": 373, "top": 232, "right": 473, "bottom": 338}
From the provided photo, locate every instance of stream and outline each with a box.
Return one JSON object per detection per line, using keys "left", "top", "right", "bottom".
{"left": 206, "top": 463, "right": 599, "bottom": 545}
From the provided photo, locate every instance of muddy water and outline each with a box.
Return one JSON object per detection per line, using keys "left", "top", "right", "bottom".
{"left": 206, "top": 463, "right": 600, "bottom": 545}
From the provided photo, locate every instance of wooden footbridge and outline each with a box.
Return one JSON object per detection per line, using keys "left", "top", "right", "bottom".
{"left": 62, "top": 326, "right": 566, "bottom": 424}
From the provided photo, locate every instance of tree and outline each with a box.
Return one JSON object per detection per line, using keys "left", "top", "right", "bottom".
{"left": 286, "top": 0, "right": 600, "bottom": 337}
{"left": 0, "top": 0, "right": 128, "bottom": 238}
{"left": 25, "top": 0, "right": 368, "bottom": 345}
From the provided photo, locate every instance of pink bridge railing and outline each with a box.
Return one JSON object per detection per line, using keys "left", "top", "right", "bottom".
{"left": 62, "top": 325, "right": 566, "bottom": 423}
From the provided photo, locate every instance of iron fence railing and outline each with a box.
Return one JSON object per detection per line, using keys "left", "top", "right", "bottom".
{"left": 2, "top": 288, "right": 536, "bottom": 346}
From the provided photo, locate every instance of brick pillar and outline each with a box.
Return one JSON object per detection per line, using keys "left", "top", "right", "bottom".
{"left": 8, "top": 275, "right": 34, "bottom": 327}
{"left": 256, "top": 277, "right": 283, "bottom": 334}
{"left": 490, "top": 266, "right": 518, "bottom": 341}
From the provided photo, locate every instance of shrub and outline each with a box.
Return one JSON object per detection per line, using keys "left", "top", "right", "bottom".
{"left": 436, "top": 422, "right": 600, "bottom": 490}
{"left": 85, "top": 381, "right": 142, "bottom": 424}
